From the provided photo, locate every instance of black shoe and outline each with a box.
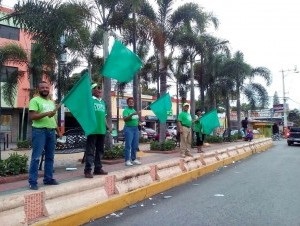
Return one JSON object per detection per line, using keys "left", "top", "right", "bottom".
{"left": 29, "top": 184, "right": 38, "bottom": 190}
{"left": 84, "top": 172, "right": 94, "bottom": 178}
{"left": 94, "top": 169, "right": 108, "bottom": 175}
{"left": 44, "top": 179, "right": 59, "bottom": 185}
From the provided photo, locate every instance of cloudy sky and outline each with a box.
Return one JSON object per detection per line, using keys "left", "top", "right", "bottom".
{"left": 2, "top": 0, "right": 300, "bottom": 109}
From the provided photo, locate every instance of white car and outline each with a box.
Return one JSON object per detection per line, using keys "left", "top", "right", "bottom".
{"left": 167, "top": 126, "right": 177, "bottom": 136}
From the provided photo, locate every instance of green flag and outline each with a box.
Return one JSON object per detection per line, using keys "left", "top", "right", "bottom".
{"left": 200, "top": 109, "right": 220, "bottom": 135}
{"left": 150, "top": 93, "right": 172, "bottom": 123}
{"left": 62, "top": 73, "right": 96, "bottom": 135}
{"left": 101, "top": 40, "right": 143, "bottom": 82}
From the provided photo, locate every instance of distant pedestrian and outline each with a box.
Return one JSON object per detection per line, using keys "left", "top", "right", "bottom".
{"left": 241, "top": 117, "right": 248, "bottom": 135}
{"left": 84, "top": 84, "right": 110, "bottom": 178}
{"left": 123, "top": 97, "right": 141, "bottom": 166}
{"left": 194, "top": 109, "right": 205, "bottom": 153}
{"left": 28, "top": 81, "right": 62, "bottom": 190}
{"left": 177, "top": 103, "right": 193, "bottom": 158}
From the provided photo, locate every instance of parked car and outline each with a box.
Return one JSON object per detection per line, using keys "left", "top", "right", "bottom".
{"left": 142, "top": 127, "right": 157, "bottom": 140}
{"left": 167, "top": 126, "right": 177, "bottom": 136}
{"left": 287, "top": 127, "right": 300, "bottom": 146}
{"left": 154, "top": 130, "right": 172, "bottom": 141}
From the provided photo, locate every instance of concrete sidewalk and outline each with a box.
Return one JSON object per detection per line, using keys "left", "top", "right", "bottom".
{"left": 0, "top": 139, "right": 273, "bottom": 225}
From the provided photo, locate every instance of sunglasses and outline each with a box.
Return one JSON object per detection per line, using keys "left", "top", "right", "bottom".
{"left": 93, "top": 86, "right": 101, "bottom": 90}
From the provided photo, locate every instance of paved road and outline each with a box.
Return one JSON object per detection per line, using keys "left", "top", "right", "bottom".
{"left": 85, "top": 140, "right": 300, "bottom": 226}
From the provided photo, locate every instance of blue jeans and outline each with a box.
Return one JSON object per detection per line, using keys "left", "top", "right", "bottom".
{"left": 124, "top": 126, "right": 139, "bottom": 161}
{"left": 28, "top": 128, "right": 56, "bottom": 185}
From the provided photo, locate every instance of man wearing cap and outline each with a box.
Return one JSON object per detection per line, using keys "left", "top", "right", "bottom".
{"left": 194, "top": 109, "right": 205, "bottom": 153}
{"left": 84, "top": 83, "right": 111, "bottom": 178}
{"left": 177, "top": 103, "right": 193, "bottom": 157}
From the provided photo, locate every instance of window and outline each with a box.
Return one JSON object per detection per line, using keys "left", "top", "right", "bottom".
{"left": 0, "top": 66, "right": 18, "bottom": 82}
{"left": 0, "top": 24, "right": 20, "bottom": 40}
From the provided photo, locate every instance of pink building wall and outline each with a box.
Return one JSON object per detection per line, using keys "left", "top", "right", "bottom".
{"left": 0, "top": 6, "right": 32, "bottom": 109}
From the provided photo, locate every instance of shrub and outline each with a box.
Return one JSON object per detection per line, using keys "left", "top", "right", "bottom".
{"left": 0, "top": 152, "right": 28, "bottom": 176}
{"left": 104, "top": 144, "right": 124, "bottom": 160}
{"left": 204, "top": 135, "right": 223, "bottom": 143}
{"left": 139, "top": 137, "right": 150, "bottom": 143}
{"left": 150, "top": 140, "right": 176, "bottom": 151}
{"left": 17, "top": 140, "right": 31, "bottom": 149}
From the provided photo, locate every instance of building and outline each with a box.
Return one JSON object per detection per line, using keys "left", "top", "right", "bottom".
{"left": 0, "top": 6, "right": 32, "bottom": 142}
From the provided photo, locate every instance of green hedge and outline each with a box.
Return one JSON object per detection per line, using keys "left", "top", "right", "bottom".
{"left": 150, "top": 140, "right": 176, "bottom": 151}
{"left": 0, "top": 152, "right": 28, "bottom": 176}
{"left": 104, "top": 144, "right": 124, "bottom": 159}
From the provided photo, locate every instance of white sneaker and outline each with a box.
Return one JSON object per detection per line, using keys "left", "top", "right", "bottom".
{"left": 132, "top": 159, "right": 141, "bottom": 165}
{"left": 125, "top": 160, "right": 133, "bottom": 166}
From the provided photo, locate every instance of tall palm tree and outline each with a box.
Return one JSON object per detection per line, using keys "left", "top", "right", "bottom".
{"left": 222, "top": 51, "right": 271, "bottom": 129}
{"left": 145, "top": 1, "right": 215, "bottom": 141}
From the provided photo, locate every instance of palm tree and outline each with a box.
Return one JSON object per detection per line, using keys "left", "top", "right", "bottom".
{"left": 222, "top": 51, "right": 271, "bottom": 129}
{"left": 144, "top": 1, "right": 215, "bottom": 142}
{"left": 0, "top": 43, "right": 28, "bottom": 106}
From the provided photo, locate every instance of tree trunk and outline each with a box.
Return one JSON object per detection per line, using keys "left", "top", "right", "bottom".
{"left": 102, "top": 31, "right": 112, "bottom": 150}
{"left": 236, "top": 86, "right": 241, "bottom": 131}
{"left": 225, "top": 95, "right": 231, "bottom": 138}
{"left": 158, "top": 50, "right": 167, "bottom": 143}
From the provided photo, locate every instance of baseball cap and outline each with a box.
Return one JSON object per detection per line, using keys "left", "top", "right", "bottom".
{"left": 91, "top": 83, "right": 98, "bottom": 90}
{"left": 183, "top": 103, "right": 189, "bottom": 107}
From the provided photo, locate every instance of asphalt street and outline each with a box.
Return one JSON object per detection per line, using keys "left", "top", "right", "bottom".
{"left": 85, "top": 140, "right": 300, "bottom": 226}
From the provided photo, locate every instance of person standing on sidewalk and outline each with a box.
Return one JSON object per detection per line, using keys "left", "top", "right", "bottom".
{"left": 84, "top": 84, "right": 111, "bottom": 178}
{"left": 122, "top": 97, "right": 141, "bottom": 166}
{"left": 28, "top": 81, "right": 62, "bottom": 190}
{"left": 241, "top": 117, "right": 248, "bottom": 135}
{"left": 194, "top": 109, "right": 205, "bottom": 153}
{"left": 177, "top": 103, "right": 193, "bottom": 157}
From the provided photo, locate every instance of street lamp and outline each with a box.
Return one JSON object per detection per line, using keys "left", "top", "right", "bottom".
{"left": 281, "top": 67, "right": 298, "bottom": 134}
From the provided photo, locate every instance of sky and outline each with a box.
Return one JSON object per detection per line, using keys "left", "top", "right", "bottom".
{"left": 2, "top": 0, "right": 300, "bottom": 109}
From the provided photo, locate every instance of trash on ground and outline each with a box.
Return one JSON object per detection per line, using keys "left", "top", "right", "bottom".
{"left": 163, "top": 195, "right": 172, "bottom": 199}
{"left": 214, "top": 194, "right": 225, "bottom": 197}
{"left": 66, "top": 167, "right": 77, "bottom": 171}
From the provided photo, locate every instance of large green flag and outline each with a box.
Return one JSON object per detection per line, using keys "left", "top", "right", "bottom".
{"left": 200, "top": 109, "right": 220, "bottom": 135}
{"left": 62, "top": 73, "right": 96, "bottom": 135}
{"left": 150, "top": 93, "right": 172, "bottom": 123}
{"left": 101, "top": 40, "right": 143, "bottom": 82}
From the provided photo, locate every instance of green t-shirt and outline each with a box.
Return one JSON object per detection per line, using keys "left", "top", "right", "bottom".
{"left": 123, "top": 107, "right": 139, "bottom": 127}
{"left": 193, "top": 115, "right": 203, "bottom": 133}
{"left": 29, "top": 96, "right": 57, "bottom": 129}
{"left": 91, "top": 97, "right": 107, "bottom": 134}
{"left": 178, "top": 111, "right": 192, "bottom": 127}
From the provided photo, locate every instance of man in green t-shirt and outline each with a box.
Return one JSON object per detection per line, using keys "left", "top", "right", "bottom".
{"left": 122, "top": 97, "right": 141, "bottom": 166}
{"left": 28, "top": 81, "right": 62, "bottom": 190}
{"left": 177, "top": 103, "right": 193, "bottom": 157}
{"left": 84, "top": 84, "right": 111, "bottom": 178}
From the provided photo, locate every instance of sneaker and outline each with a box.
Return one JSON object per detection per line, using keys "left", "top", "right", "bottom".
{"left": 43, "top": 179, "right": 59, "bottom": 185}
{"left": 84, "top": 172, "right": 94, "bottom": 178}
{"left": 29, "top": 184, "right": 38, "bottom": 190}
{"left": 125, "top": 160, "right": 133, "bottom": 166}
{"left": 132, "top": 159, "right": 141, "bottom": 165}
{"left": 94, "top": 169, "right": 108, "bottom": 175}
